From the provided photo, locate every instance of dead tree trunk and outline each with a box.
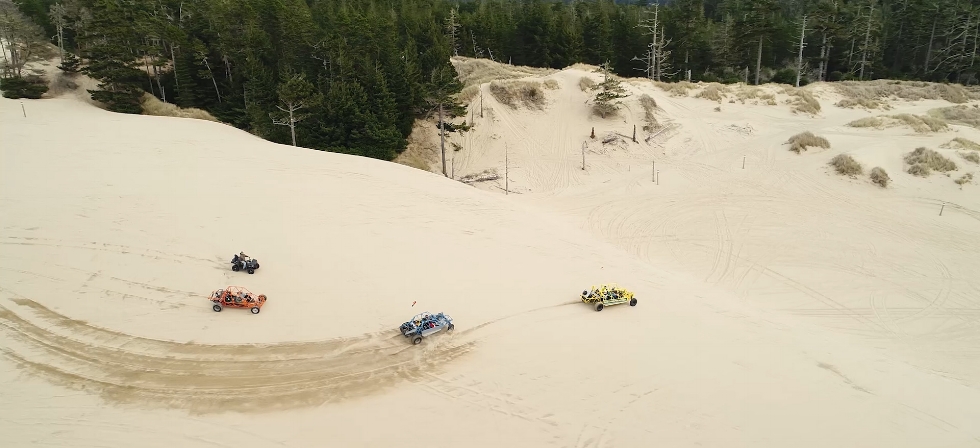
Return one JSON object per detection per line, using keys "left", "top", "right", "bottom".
{"left": 925, "top": 15, "right": 937, "bottom": 74}
{"left": 755, "top": 36, "right": 763, "bottom": 85}
{"left": 859, "top": 2, "right": 874, "bottom": 80}
{"left": 796, "top": 15, "right": 807, "bottom": 87}
{"left": 439, "top": 101, "right": 447, "bottom": 177}
{"left": 818, "top": 33, "right": 828, "bottom": 81}
{"left": 202, "top": 55, "right": 222, "bottom": 102}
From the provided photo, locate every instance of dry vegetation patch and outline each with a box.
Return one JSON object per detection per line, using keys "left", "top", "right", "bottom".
{"left": 928, "top": 105, "right": 980, "bottom": 129}
{"left": 579, "top": 76, "right": 596, "bottom": 91}
{"left": 786, "top": 131, "right": 830, "bottom": 153}
{"left": 736, "top": 86, "right": 775, "bottom": 102}
{"left": 488, "top": 80, "right": 546, "bottom": 109}
{"left": 830, "top": 154, "right": 863, "bottom": 176}
{"left": 955, "top": 172, "right": 974, "bottom": 185}
{"left": 847, "top": 117, "right": 885, "bottom": 128}
{"left": 961, "top": 152, "right": 980, "bottom": 164}
{"left": 904, "top": 147, "right": 957, "bottom": 176}
{"left": 870, "top": 167, "right": 890, "bottom": 187}
{"left": 655, "top": 81, "right": 696, "bottom": 97}
{"left": 788, "top": 90, "right": 821, "bottom": 114}
{"left": 846, "top": 114, "right": 947, "bottom": 133}
{"left": 140, "top": 93, "right": 218, "bottom": 122}
{"left": 894, "top": 114, "right": 947, "bottom": 133}
{"left": 835, "top": 98, "right": 887, "bottom": 110}
{"left": 833, "top": 80, "right": 979, "bottom": 106}
{"left": 941, "top": 137, "right": 980, "bottom": 151}
{"left": 695, "top": 84, "right": 728, "bottom": 102}
{"left": 542, "top": 79, "right": 559, "bottom": 90}
{"left": 450, "top": 56, "right": 555, "bottom": 88}
{"left": 639, "top": 94, "right": 660, "bottom": 130}
{"left": 394, "top": 119, "right": 440, "bottom": 172}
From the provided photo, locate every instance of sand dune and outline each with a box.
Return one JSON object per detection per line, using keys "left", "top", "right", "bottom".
{"left": 3, "top": 62, "right": 980, "bottom": 447}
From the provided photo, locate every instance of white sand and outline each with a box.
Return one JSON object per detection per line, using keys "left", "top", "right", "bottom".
{"left": 2, "top": 63, "right": 980, "bottom": 447}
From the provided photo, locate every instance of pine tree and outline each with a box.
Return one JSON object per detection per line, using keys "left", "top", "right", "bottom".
{"left": 592, "top": 61, "right": 628, "bottom": 118}
{"left": 79, "top": 0, "right": 149, "bottom": 113}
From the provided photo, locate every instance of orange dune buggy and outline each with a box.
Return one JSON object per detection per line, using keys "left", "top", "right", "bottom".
{"left": 209, "top": 286, "right": 267, "bottom": 314}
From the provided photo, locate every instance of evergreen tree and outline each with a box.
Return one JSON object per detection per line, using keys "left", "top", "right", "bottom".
{"left": 79, "top": 0, "right": 149, "bottom": 113}
{"left": 592, "top": 61, "right": 627, "bottom": 118}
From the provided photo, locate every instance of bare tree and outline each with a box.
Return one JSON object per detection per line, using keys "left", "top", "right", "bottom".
{"left": 795, "top": 15, "right": 808, "bottom": 87}
{"left": 271, "top": 72, "right": 321, "bottom": 147}
{"left": 49, "top": 3, "right": 69, "bottom": 62}
{"left": 635, "top": 5, "right": 660, "bottom": 80}
{"left": 0, "top": 0, "right": 45, "bottom": 78}
{"left": 859, "top": 0, "right": 876, "bottom": 79}
{"left": 655, "top": 27, "right": 674, "bottom": 80}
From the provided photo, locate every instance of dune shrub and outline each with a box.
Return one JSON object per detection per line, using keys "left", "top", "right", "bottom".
{"left": 786, "top": 131, "right": 831, "bottom": 153}
{"left": 830, "top": 154, "right": 863, "bottom": 176}
{"left": 870, "top": 167, "right": 890, "bottom": 187}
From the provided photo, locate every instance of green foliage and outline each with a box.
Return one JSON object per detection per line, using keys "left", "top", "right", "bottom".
{"left": 13, "top": 0, "right": 980, "bottom": 160}
{"left": 1, "top": 75, "right": 49, "bottom": 99}
{"left": 592, "top": 62, "right": 628, "bottom": 118}
{"left": 58, "top": 52, "right": 81, "bottom": 73}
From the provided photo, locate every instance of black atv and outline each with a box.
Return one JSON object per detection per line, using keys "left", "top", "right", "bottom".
{"left": 231, "top": 254, "right": 260, "bottom": 274}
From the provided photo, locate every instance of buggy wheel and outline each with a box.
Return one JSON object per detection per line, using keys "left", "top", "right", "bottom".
{"left": 594, "top": 303, "right": 604, "bottom": 312}
{"left": 247, "top": 268, "right": 255, "bottom": 274}
{"left": 232, "top": 264, "right": 240, "bottom": 271}
{"left": 254, "top": 263, "right": 259, "bottom": 269}
{"left": 448, "top": 323, "right": 455, "bottom": 331}
{"left": 250, "top": 307, "right": 260, "bottom": 314}
{"left": 412, "top": 336, "right": 423, "bottom": 345}
{"left": 630, "top": 298, "right": 637, "bottom": 306}
{"left": 212, "top": 304, "right": 222, "bottom": 312}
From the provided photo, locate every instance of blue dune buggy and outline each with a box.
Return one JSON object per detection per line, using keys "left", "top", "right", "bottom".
{"left": 399, "top": 312, "right": 454, "bottom": 345}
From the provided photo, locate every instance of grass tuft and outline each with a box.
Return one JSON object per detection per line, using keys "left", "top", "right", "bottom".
{"left": 836, "top": 98, "right": 885, "bottom": 110}
{"left": 488, "top": 80, "right": 546, "bottom": 109}
{"left": 542, "top": 79, "right": 560, "bottom": 90}
{"left": 847, "top": 114, "right": 947, "bottom": 133}
{"left": 961, "top": 152, "right": 980, "bottom": 164}
{"left": 904, "top": 147, "right": 957, "bottom": 176}
{"left": 695, "top": 84, "right": 727, "bottom": 102}
{"left": 655, "top": 81, "right": 696, "bottom": 97}
{"left": 639, "top": 94, "right": 659, "bottom": 130}
{"left": 955, "top": 172, "right": 974, "bottom": 185}
{"left": 829, "top": 154, "right": 863, "bottom": 176}
{"left": 870, "top": 167, "right": 890, "bottom": 187}
{"left": 579, "top": 77, "right": 596, "bottom": 91}
{"left": 940, "top": 137, "right": 980, "bottom": 151}
{"left": 140, "top": 93, "right": 219, "bottom": 122}
{"left": 928, "top": 105, "right": 980, "bottom": 129}
{"left": 786, "top": 131, "right": 830, "bottom": 153}
{"left": 833, "top": 80, "right": 980, "bottom": 106}
{"left": 789, "top": 90, "right": 821, "bottom": 114}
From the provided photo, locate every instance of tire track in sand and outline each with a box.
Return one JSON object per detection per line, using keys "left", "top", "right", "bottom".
{"left": 0, "top": 298, "right": 474, "bottom": 414}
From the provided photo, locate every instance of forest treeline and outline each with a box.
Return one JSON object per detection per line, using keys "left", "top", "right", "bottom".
{"left": 5, "top": 0, "right": 980, "bottom": 160}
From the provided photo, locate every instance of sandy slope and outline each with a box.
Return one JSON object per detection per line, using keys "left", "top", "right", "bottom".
{"left": 2, "top": 80, "right": 980, "bottom": 446}
{"left": 440, "top": 62, "right": 980, "bottom": 394}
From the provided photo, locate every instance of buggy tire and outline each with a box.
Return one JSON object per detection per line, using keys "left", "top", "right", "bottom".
{"left": 254, "top": 263, "right": 259, "bottom": 269}
{"left": 412, "top": 336, "right": 423, "bottom": 345}
{"left": 232, "top": 264, "right": 240, "bottom": 271}
{"left": 448, "top": 323, "right": 455, "bottom": 331}
{"left": 630, "top": 298, "right": 637, "bottom": 306}
{"left": 247, "top": 268, "right": 255, "bottom": 274}
{"left": 250, "top": 307, "right": 260, "bottom": 314}
{"left": 594, "top": 303, "right": 604, "bottom": 312}
{"left": 212, "top": 304, "right": 222, "bottom": 312}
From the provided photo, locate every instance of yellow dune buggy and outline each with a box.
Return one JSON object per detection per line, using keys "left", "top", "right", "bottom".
{"left": 581, "top": 284, "right": 638, "bottom": 311}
